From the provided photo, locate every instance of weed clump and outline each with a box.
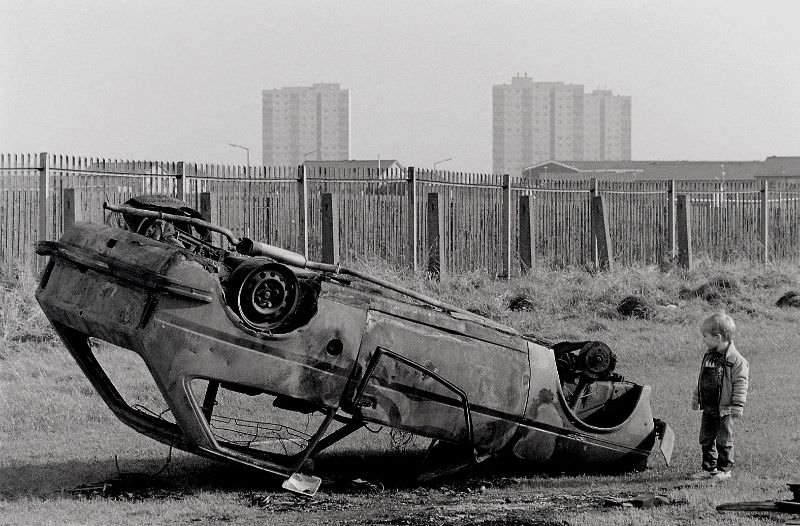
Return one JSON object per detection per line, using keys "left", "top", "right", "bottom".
{"left": 616, "top": 295, "right": 656, "bottom": 319}
{"left": 682, "top": 276, "right": 741, "bottom": 303}
{"left": 659, "top": 254, "right": 679, "bottom": 273}
{"left": 745, "top": 270, "right": 797, "bottom": 290}
{"left": 585, "top": 320, "right": 608, "bottom": 332}
{"left": 776, "top": 291, "right": 800, "bottom": 308}
{"left": 0, "top": 263, "right": 55, "bottom": 354}
{"left": 507, "top": 293, "right": 535, "bottom": 312}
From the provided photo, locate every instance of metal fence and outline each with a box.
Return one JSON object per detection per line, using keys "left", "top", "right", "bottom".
{"left": 3, "top": 152, "right": 800, "bottom": 272}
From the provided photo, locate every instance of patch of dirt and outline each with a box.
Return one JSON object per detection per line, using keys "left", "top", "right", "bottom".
{"left": 411, "top": 492, "right": 585, "bottom": 525}
{"left": 60, "top": 468, "right": 691, "bottom": 526}
{"left": 244, "top": 479, "right": 617, "bottom": 525}
{"left": 370, "top": 519, "right": 431, "bottom": 526}
{"left": 245, "top": 493, "right": 358, "bottom": 513}
{"left": 460, "top": 521, "right": 569, "bottom": 526}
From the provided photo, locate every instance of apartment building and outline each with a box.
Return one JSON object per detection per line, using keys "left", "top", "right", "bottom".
{"left": 493, "top": 75, "right": 631, "bottom": 176}
{"left": 262, "top": 83, "right": 350, "bottom": 166}
{"left": 583, "top": 89, "right": 631, "bottom": 161}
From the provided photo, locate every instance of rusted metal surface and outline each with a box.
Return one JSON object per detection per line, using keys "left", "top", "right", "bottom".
{"left": 36, "top": 197, "right": 673, "bottom": 496}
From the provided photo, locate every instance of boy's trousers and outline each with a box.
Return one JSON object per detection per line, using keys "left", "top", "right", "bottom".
{"left": 699, "top": 411, "right": 734, "bottom": 472}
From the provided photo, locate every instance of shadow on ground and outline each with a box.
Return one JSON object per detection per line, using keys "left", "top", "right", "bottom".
{"left": 1, "top": 448, "right": 685, "bottom": 504}
{"left": 0, "top": 449, "right": 439, "bottom": 500}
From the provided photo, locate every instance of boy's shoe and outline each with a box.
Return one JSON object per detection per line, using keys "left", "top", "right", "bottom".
{"left": 711, "top": 470, "right": 732, "bottom": 481}
{"left": 690, "top": 469, "right": 718, "bottom": 479}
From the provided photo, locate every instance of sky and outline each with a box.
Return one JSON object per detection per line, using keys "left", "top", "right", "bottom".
{"left": 1, "top": 0, "right": 799, "bottom": 173}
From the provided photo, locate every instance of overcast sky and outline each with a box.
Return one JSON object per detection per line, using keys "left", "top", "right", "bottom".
{"left": 1, "top": 0, "right": 798, "bottom": 172}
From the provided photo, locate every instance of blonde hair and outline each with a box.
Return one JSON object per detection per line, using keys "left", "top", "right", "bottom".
{"left": 701, "top": 312, "right": 736, "bottom": 341}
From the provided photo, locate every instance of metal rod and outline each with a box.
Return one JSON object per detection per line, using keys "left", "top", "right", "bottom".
{"left": 240, "top": 238, "right": 478, "bottom": 317}
{"left": 202, "top": 381, "right": 220, "bottom": 422}
{"left": 103, "top": 203, "right": 240, "bottom": 245}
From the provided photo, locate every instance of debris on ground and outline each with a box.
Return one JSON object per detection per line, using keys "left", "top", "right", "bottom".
{"left": 65, "top": 474, "right": 184, "bottom": 501}
{"left": 459, "top": 519, "right": 570, "bottom": 526}
{"left": 788, "top": 482, "right": 800, "bottom": 501}
{"left": 603, "top": 494, "right": 671, "bottom": 509}
{"left": 371, "top": 517, "right": 569, "bottom": 526}
{"left": 717, "top": 482, "right": 800, "bottom": 514}
{"left": 717, "top": 501, "right": 782, "bottom": 512}
{"left": 347, "top": 478, "right": 385, "bottom": 493}
{"left": 244, "top": 492, "right": 355, "bottom": 513}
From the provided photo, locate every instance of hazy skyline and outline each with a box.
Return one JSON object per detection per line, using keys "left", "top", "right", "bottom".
{"left": 2, "top": 0, "right": 798, "bottom": 173}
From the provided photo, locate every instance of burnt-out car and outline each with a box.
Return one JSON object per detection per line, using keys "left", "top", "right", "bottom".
{"left": 35, "top": 196, "right": 673, "bottom": 496}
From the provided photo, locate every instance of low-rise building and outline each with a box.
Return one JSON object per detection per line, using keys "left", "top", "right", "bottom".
{"left": 523, "top": 157, "right": 800, "bottom": 181}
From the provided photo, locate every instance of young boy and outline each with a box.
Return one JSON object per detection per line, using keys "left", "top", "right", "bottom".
{"left": 690, "top": 312, "right": 749, "bottom": 481}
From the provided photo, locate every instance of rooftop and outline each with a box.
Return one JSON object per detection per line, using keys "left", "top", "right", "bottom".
{"left": 523, "top": 157, "right": 800, "bottom": 181}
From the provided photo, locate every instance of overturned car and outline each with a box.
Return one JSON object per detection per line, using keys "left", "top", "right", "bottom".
{"left": 35, "top": 196, "right": 673, "bottom": 496}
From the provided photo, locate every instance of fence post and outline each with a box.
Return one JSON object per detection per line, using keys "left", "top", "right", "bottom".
{"left": 38, "top": 152, "right": 50, "bottom": 245}
{"left": 426, "top": 192, "right": 445, "bottom": 276}
{"left": 62, "top": 188, "right": 82, "bottom": 231}
{"left": 199, "top": 192, "right": 217, "bottom": 222}
{"left": 406, "top": 167, "right": 418, "bottom": 272}
{"left": 591, "top": 194, "right": 614, "bottom": 270}
{"left": 760, "top": 179, "right": 770, "bottom": 263}
{"left": 176, "top": 162, "right": 187, "bottom": 202}
{"left": 590, "top": 178, "right": 599, "bottom": 267}
{"left": 518, "top": 194, "right": 535, "bottom": 272}
{"left": 668, "top": 179, "right": 677, "bottom": 258}
{"left": 321, "top": 193, "right": 340, "bottom": 265}
{"left": 297, "top": 164, "right": 309, "bottom": 257}
{"left": 676, "top": 194, "right": 693, "bottom": 269}
{"left": 200, "top": 191, "right": 217, "bottom": 245}
{"left": 501, "top": 174, "right": 512, "bottom": 278}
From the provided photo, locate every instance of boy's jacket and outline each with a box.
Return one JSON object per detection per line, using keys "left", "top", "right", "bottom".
{"left": 691, "top": 342, "right": 749, "bottom": 415}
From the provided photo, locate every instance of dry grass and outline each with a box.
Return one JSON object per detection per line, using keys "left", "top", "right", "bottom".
{"left": 0, "top": 262, "right": 55, "bottom": 353}
{"left": 2, "top": 259, "right": 800, "bottom": 525}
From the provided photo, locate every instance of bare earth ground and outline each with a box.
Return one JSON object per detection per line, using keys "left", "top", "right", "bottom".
{"left": 2, "top": 263, "right": 800, "bottom": 525}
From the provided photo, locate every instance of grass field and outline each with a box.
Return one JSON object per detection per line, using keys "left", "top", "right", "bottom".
{"left": 2, "top": 259, "right": 800, "bottom": 525}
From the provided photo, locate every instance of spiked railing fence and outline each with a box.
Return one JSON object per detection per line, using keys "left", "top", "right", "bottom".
{"left": 3, "top": 153, "right": 800, "bottom": 273}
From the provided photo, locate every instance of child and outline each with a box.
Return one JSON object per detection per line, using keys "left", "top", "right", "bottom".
{"left": 690, "top": 312, "right": 749, "bottom": 480}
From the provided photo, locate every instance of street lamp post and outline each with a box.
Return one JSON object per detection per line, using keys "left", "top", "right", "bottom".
{"left": 228, "top": 143, "right": 250, "bottom": 167}
{"left": 433, "top": 157, "right": 452, "bottom": 171}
